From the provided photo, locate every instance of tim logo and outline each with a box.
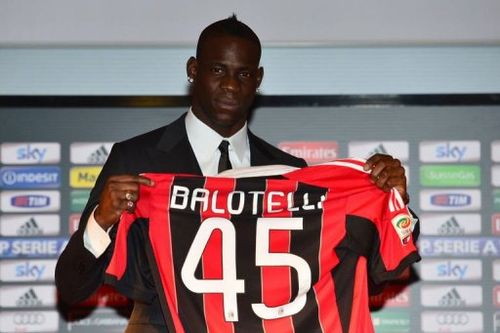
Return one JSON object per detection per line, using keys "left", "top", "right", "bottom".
{"left": 431, "top": 194, "right": 471, "bottom": 207}
{"left": 11, "top": 195, "right": 50, "bottom": 208}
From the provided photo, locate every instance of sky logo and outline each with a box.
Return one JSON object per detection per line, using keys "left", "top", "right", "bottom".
{"left": 420, "top": 259, "right": 482, "bottom": 281}
{"left": 419, "top": 141, "right": 480, "bottom": 163}
{"left": 0, "top": 143, "right": 60, "bottom": 164}
{"left": 0, "top": 167, "right": 60, "bottom": 189}
{"left": 1, "top": 191, "right": 60, "bottom": 213}
{"left": 420, "top": 190, "right": 481, "bottom": 211}
{"left": 0, "top": 260, "right": 56, "bottom": 282}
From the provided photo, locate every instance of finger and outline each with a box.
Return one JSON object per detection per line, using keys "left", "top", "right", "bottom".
{"left": 363, "top": 153, "right": 389, "bottom": 171}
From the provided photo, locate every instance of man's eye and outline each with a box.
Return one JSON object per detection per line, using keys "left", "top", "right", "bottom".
{"left": 211, "top": 67, "right": 223, "bottom": 74}
{"left": 239, "top": 72, "right": 251, "bottom": 78}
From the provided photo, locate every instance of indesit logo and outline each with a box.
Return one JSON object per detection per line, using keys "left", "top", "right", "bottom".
{"left": 277, "top": 141, "right": 338, "bottom": 164}
{"left": 0, "top": 143, "right": 60, "bottom": 164}
{"left": 0, "top": 167, "right": 60, "bottom": 189}
{"left": 420, "top": 190, "right": 481, "bottom": 211}
{"left": 1, "top": 191, "right": 60, "bottom": 212}
{"left": 419, "top": 141, "right": 480, "bottom": 163}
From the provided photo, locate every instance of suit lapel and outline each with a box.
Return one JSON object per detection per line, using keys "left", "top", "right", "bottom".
{"left": 151, "top": 114, "right": 203, "bottom": 175}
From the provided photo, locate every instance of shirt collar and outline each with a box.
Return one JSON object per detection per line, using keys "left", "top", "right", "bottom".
{"left": 185, "top": 108, "right": 249, "bottom": 163}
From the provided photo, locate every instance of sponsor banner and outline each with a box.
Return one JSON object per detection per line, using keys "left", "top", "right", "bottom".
{"left": 71, "top": 190, "right": 90, "bottom": 212}
{"left": 419, "top": 141, "right": 480, "bottom": 163}
{"left": 420, "top": 165, "right": 480, "bottom": 187}
{"left": 420, "top": 189, "right": 481, "bottom": 211}
{"left": 66, "top": 309, "right": 128, "bottom": 332}
{"left": 70, "top": 142, "right": 113, "bottom": 165}
{"left": 421, "top": 311, "right": 483, "bottom": 333}
{"left": 0, "top": 191, "right": 60, "bottom": 213}
{"left": 0, "top": 259, "right": 57, "bottom": 282}
{"left": 0, "top": 310, "right": 59, "bottom": 332}
{"left": 420, "top": 213, "right": 481, "bottom": 236}
{"left": 493, "top": 165, "right": 500, "bottom": 186}
{"left": 495, "top": 190, "right": 500, "bottom": 210}
{"left": 495, "top": 286, "right": 500, "bottom": 307}
{"left": 278, "top": 141, "right": 339, "bottom": 165}
{"left": 495, "top": 311, "right": 500, "bottom": 333}
{"left": 420, "top": 259, "right": 482, "bottom": 281}
{"left": 0, "top": 285, "right": 57, "bottom": 308}
{"left": 492, "top": 141, "right": 500, "bottom": 162}
{"left": 69, "top": 214, "right": 81, "bottom": 235}
{"left": 0, "top": 166, "right": 60, "bottom": 189}
{"left": 421, "top": 285, "right": 482, "bottom": 307}
{"left": 419, "top": 237, "right": 500, "bottom": 257}
{"left": 0, "top": 238, "right": 68, "bottom": 258}
{"left": 371, "top": 311, "right": 410, "bottom": 332}
{"left": 70, "top": 166, "right": 102, "bottom": 188}
{"left": 494, "top": 260, "right": 500, "bottom": 281}
{"left": 348, "top": 141, "right": 409, "bottom": 161}
{"left": 76, "top": 285, "right": 131, "bottom": 307}
{"left": 1, "top": 143, "right": 60, "bottom": 165}
{"left": 0, "top": 214, "right": 60, "bottom": 236}
{"left": 369, "top": 285, "right": 410, "bottom": 308}
{"left": 493, "top": 214, "right": 500, "bottom": 236}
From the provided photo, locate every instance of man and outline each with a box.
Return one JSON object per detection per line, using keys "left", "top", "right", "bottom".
{"left": 56, "top": 15, "right": 411, "bottom": 332}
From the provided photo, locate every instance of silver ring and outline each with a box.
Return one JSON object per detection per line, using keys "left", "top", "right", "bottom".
{"left": 126, "top": 200, "right": 134, "bottom": 209}
{"left": 125, "top": 192, "right": 133, "bottom": 201}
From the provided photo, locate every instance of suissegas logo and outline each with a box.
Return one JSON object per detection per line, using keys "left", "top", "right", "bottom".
{"left": 70, "top": 167, "right": 102, "bottom": 188}
{"left": 419, "top": 141, "right": 480, "bottom": 163}
{"left": 71, "top": 191, "right": 90, "bottom": 212}
{"left": 0, "top": 167, "right": 60, "bottom": 189}
{"left": 420, "top": 165, "right": 480, "bottom": 187}
{"left": 0, "top": 143, "right": 60, "bottom": 164}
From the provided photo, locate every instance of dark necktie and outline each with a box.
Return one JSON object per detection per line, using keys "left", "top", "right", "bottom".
{"left": 218, "top": 140, "right": 232, "bottom": 173}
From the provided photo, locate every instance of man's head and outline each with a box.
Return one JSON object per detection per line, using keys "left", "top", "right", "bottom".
{"left": 187, "top": 15, "right": 264, "bottom": 138}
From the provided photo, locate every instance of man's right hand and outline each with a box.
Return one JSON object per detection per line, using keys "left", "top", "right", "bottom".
{"left": 94, "top": 175, "right": 154, "bottom": 230}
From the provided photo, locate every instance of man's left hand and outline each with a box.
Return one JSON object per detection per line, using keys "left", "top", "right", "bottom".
{"left": 363, "top": 154, "right": 409, "bottom": 204}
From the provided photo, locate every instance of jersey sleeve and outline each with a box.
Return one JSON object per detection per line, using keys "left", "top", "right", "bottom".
{"left": 362, "top": 189, "right": 420, "bottom": 284}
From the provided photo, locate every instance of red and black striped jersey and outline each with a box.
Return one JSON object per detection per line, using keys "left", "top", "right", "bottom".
{"left": 105, "top": 159, "right": 420, "bottom": 333}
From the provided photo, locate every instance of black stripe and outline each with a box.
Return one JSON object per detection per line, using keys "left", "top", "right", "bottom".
{"left": 169, "top": 176, "right": 208, "bottom": 333}
{"left": 290, "top": 182, "right": 326, "bottom": 333}
{"left": 232, "top": 177, "right": 266, "bottom": 333}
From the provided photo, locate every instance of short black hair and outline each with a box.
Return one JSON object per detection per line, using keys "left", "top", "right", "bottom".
{"left": 196, "top": 14, "right": 262, "bottom": 60}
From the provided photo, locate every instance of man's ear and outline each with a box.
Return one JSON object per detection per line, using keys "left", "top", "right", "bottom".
{"left": 186, "top": 57, "right": 198, "bottom": 81}
{"left": 256, "top": 67, "right": 264, "bottom": 88}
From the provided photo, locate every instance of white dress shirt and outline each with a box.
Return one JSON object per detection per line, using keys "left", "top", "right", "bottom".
{"left": 83, "top": 108, "right": 251, "bottom": 257}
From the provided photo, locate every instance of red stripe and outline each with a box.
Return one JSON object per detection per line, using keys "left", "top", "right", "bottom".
{"left": 201, "top": 177, "right": 235, "bottom": 333}
{"left": 261, "top": 179, "right": 295, "bottom": 333}
{"left": 148, "top": 175, "right": 185, "bottom": 332}
{"left": 315, "top": 194, "right": 344, "bottom": 333}
{"left": 347, "top": 257, "right": 373, "bottom": 333}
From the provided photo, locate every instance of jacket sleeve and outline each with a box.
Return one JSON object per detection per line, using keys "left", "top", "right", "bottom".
{"left": 55, "top": 143, "right": 126, "bottom": 305}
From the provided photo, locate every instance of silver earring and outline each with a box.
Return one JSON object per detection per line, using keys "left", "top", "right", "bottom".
{"left": 188, "top": 77, "right": 194, "bottom": 83}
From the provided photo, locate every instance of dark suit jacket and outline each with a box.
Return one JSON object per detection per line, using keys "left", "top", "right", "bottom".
{"left": 55, "top": 114, "right": 306, "bottom": 331}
